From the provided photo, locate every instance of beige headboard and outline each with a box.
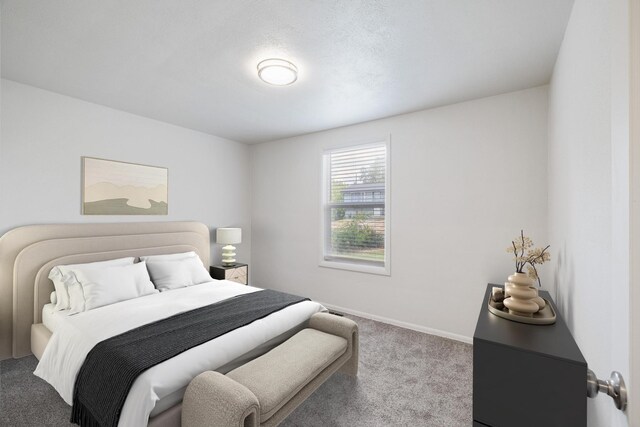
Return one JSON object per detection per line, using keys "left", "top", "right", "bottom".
{"left": 0, "top": 221, "right": 211, "bottom": 360}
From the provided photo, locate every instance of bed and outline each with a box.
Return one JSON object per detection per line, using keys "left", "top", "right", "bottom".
{"left": 0, "top": 222, "right": 325, "bottom": 426}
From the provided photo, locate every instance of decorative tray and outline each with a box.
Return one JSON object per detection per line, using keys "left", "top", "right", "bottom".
{"left": 488, "top": 296, "right": 556, "bottom": 325}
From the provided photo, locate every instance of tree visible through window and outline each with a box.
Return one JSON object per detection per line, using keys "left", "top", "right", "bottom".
{"left": 323, "top": 142, "right": 388, "bottom": 269}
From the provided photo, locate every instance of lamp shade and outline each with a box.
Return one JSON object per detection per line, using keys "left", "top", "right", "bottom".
{"left": 217, "top": 228, "right": 242, "bottom": 245}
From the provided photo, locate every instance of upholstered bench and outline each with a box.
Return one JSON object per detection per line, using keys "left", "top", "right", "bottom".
{"left": 182, "top": 312, "right": 359, "bottom": 427}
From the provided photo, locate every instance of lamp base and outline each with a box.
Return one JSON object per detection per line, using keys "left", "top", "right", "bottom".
{"left": 221, "top": 245, "right": 236, "bottom": 266}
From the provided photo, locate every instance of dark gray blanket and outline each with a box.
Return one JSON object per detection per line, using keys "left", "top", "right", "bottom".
{"left": 70, "top": 289, "right": 309, "bottom": 427}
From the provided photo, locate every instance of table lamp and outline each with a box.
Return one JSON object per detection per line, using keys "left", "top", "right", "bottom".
{"left": 216, "top": 228, "right": 242, "bottom": 266}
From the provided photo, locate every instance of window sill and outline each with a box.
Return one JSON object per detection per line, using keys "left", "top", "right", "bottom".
{"left": 319, "top": 259, "right": 390, "bottom": 276}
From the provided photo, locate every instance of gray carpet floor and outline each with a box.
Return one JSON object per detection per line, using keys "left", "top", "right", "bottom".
{"left": 0, "top": 314, "right": 472, "bottom": 426}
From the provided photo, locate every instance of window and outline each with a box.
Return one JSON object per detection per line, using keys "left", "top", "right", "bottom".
{"left": 321, "top": 140, "right": 389, "bottom": 275}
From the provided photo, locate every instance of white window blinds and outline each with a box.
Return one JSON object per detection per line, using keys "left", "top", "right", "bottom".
{"left": 322, "top": 142, "right": 388, "bottom": 272}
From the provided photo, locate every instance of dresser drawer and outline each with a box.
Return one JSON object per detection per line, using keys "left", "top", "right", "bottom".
{"left": 225, "top": 265, "right": 247, "bottom": 285}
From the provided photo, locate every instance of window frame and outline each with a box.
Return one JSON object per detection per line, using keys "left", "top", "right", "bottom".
{"left": 319, "top": 137, "right": 391, "bottom": 276}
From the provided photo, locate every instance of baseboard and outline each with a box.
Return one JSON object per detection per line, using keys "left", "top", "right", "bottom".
{"left": 319, "top": 301, "right": 473, "bottom": 345}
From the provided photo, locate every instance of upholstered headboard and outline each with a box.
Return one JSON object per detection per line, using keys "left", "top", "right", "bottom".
{"left": 0, "top": 222, "right": 211, "bottom": 360}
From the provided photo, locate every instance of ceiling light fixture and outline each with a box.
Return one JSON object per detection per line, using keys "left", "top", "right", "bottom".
{"left": 257, "top": 58, "right": 298, "bottom": 86}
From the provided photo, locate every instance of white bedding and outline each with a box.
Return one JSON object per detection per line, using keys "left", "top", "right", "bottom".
{"left": 34, "top": 280, "right": 324, "bottom": 427}
{"left": 42, "top": 303, "right": 67, "bottom": 332}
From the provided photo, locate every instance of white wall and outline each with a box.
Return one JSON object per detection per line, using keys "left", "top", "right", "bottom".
{"left": 0, "top": 79, "right": 252, "bottom": 265}
{"left": 251, "top": 86, "right": 548, "bottom": 340}
{"left": 548, "top": 0, "right": 631, "bottom": 425}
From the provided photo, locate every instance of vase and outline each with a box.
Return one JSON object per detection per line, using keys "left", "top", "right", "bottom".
{"left": 503, "top": 272, "right": 539, "bottom": 317}
{"left": 531, "top": 288, "right": 546, "bottom": 310}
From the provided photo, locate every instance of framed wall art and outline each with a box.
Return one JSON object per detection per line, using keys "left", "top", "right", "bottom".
{"left": 82, "top": 157, "right": 168, "bottom": 215}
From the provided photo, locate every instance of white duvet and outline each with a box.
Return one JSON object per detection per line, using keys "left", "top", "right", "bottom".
{"left": 34, "top": 280, "right": 324, "bottom": 427}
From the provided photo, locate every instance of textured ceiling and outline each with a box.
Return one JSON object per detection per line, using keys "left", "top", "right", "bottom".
{"left": 1, "top": 0, "right": 574, "bottom": 144}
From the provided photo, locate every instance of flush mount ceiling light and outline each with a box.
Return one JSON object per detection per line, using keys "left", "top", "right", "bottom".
{"left": 257, "top": 58, "right": 298, "bottom": 86}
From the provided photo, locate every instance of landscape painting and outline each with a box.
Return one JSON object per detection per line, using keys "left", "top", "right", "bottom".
{"left": 82, "top": 157, "right": 168, "bottom": 215}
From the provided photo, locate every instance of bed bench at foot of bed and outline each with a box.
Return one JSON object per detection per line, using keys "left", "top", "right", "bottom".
{"left": 182, "top": 312, "right": 359, "bottom": 427}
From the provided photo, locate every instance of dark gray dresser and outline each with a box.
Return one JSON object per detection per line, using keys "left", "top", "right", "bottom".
{"left": 473, "top": 284, "right": 587, "bottom": 426}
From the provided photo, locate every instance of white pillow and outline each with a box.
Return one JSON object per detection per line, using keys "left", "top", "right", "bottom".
{"left": 67, "top": 280, "right": 87, "bottom": 314}
{"left": 69, "top": 261, "right": 157, "bottom": 313}
{"left": 139, "top": 251, "right": 198, "bottom": 262}
{"left": 50, "top": 291, "right": 57, "bottom": 305}
{"left": 48, "top": 257, "right": 135, "bottom": 311}
{"left": 146, "top": 256, "right": 212, "bottom": 292}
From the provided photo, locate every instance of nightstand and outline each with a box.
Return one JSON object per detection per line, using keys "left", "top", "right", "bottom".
{"left": 473, "top": 284, "right": 586, "bottom": 426}
{"left": 210, "top": 263, "right": 248, "bottom": 285}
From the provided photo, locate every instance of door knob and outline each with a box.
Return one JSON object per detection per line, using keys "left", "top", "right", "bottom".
{"left": 587, "top": 369, "right": 627, "bottom": 411}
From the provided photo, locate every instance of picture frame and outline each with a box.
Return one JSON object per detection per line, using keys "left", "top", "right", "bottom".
{"left": 81, "top": 157, "right": 168, "bottom": 215}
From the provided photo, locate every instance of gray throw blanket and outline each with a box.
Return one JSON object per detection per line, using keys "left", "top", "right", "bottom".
{"left": 70, "top": 289, "right": 309, "bottom": 427}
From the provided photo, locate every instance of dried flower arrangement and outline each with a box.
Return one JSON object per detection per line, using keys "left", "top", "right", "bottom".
{"left": 506, "top": 230, "right": 550, "bottom": 287}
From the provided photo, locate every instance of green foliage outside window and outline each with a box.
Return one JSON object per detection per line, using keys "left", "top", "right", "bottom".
{"left": 333, "top": 213, "right": 384, "bottom": 253}
{"left": 331, "top": 180, "right": 346, "bottom": 220}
